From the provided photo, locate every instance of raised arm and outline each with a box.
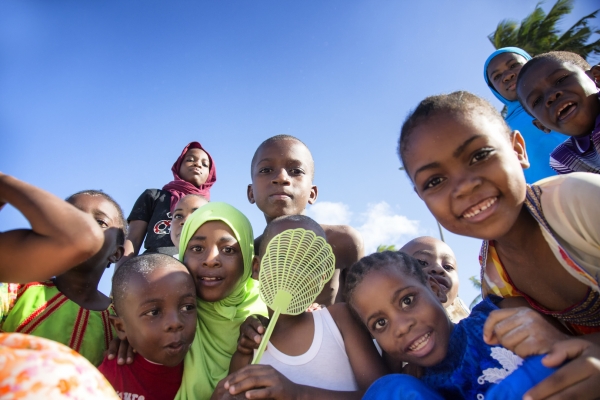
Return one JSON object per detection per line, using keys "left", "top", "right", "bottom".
{"left": 0, "top": 173, "right": 103, "bottom": 282}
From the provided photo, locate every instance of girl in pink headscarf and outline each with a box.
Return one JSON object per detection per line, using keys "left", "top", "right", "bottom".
{"left": 118, "top": 142, "right": 216, "bottom": 265}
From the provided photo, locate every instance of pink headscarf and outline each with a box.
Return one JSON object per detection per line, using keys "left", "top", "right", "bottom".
{"left": 162, "top": 142, "right": 217, "bottom": 213}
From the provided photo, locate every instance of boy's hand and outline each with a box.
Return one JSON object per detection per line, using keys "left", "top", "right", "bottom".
{"left": 211, "top": 378, "right": 248, "bottom": 400}
{"left": 524, "top": 339, "right": 600, "bottom": 400}
{"left": 483, "top": 307, "right": 568, "bottom": 358}
{"left": 237, "top": 315, "right": 269, "bottom": 355}
{"left": 224, "top": 365, "right": 299, "bottom": 400}
{"left": 106, "top": 337, "right": 136, "bottom": 365}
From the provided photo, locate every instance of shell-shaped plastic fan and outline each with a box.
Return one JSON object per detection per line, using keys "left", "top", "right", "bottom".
{"left": 251, "top": 228, "right": 335, "bottom": 364}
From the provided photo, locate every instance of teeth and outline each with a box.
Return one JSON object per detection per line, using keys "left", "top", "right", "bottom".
{"left": 463, "top": 197, "right": 497, "bottom": 219}
{"left": 558, "top": 102, "right": 573, "bottom": 116}
{"left": 201, "top": 277, "right": 220, "bottom": 281}
{"left": 409, "top": 332, "right": 431, "bottom": 351}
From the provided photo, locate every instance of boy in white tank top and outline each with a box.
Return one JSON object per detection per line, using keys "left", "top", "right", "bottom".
{"left": 213, "top": 215, "right": 388, "bottom": 400}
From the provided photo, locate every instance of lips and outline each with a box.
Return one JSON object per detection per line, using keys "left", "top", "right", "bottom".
{"left": 461, "top": 197, "right": 497, "bottom": 220}
{"left": 556, "top": 101, "right": 576, "bottom": 122}
{"left": 433, "top": 276, "right": 450, "bottom": 294}
{"left": 164, "top": 340, "right": 186, "bottom": 355}
{"left": 406, "top": 331, "right": 432, "bottom": 354}
{"left": 269, "top": 192, "right": 292, "bottom": 200}
{"left": 198, "top": 276, "right": 224, "bottom": 286}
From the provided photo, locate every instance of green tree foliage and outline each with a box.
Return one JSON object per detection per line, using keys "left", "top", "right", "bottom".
{"left": 376, "top": 244, "right": 397, "bottom": 252}
{"left": 489, "top": 0, "right": 600, "bottom": 61}
{"left": 469, "top": 276, "right": 483, "bottom": 309}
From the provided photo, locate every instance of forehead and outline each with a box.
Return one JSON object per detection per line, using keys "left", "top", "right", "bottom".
{"left": 127, "top": 265, "right": 192, "bottom": 297}
{"left": 487, "top": 52, "right": 526, "bottom": 77}
{"left": 70, "top": 194, "right": 118, "bottom": 216}
{"left": 402, "top": 238, "right": 452, "bottom": 258}
{"left": 254, "top": 140, "right": 313, "bottom": 166}
{"left": 352, "top": 267, "right": 421, "bottom": 311}
{"left": 193, "top": 220, "right": 235, "bottom": 237}
{"left": 404, "top": 112, "right": 508, "bottom": 176}
{"left": 519, "top": 58, "right": 574, "bottom": 88}
{"left": 184, "top": 148, "right": 208, "bottom": 158}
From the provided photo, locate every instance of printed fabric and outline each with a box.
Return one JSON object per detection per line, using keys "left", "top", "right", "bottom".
{"left": 0, "top": 332, "right": 119, "bottom": 399}
{"left": 0, "top": 281, "right": 115, "bottom": 366}
{"left": 480, "top": 173, "right": 600, "bottom": 334}
{"left": 550, "top": 111, "right": 600, "bottom": 175}
{"left": 128, "top": 189, "right": 177, "bottom": 256}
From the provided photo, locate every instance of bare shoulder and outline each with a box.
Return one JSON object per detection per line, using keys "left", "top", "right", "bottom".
{"left": 320, "top": 224, "right": 364, "bottom": 262}
{"left": 327, "top": 303, "right": 359, "bottom": 332}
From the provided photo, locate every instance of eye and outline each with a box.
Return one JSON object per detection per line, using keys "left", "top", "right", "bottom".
{"left": 423, "top": 176, "right": 445, "bottom": 190}
{"left": 222, "top": 246, "right": 236, "bottom": 254}
{"left": 144, "top": 309, "right": 159, "bottom": 317}
{"left": 289, "top": 168, "right": 305, "bottom": 175}
{"left": 556, "top": 74, "right": 568, "bottom": 84}
{"left": 492, "top": 73, "right": 500, "bottom": 82}
{"left": 531, "top": 96, "right": 542, "bottom": 108}
{"left": 258, "top": 167, "right": 272, "bottom": 174}
{"left": 191, "top": 245, "right": 204, "bottom": 252}
{"left": 373, "top": 318, "right": 387, "bottom": 331}
{"left": 417, "top": 259, "right": 428, "bottom": 267}
{"left": 173, "top": 213, "right": 183, "bottom": 220}
{"left": 401, "top": 295, "right": 415, "bottom": 309}
{"left": 202, "top": 161, "right": 209, "bottom": 168}
{"left": 181, "top": 304, "right": 195, "bottom": 312}
{"left": 96, "top": 219, "right": 109, "bottom": 229}
{"left": 443, "top": 264, "right": 455, "bottom": 271}
{"left": 470, "top": 149, "right": 493, "bottom": 164}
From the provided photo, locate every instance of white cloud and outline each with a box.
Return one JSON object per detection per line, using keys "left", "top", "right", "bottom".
{"left": 307, "top": 201, "right": 352, "bottom": 225}
{"left": 356, "top": 201, "right": 420, "bottom": 254}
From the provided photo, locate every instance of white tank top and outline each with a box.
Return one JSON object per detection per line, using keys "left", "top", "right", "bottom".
{"left": 257, "top": 308, "right": 359, "bottom": 391}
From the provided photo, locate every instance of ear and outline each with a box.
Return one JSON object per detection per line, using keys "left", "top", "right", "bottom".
{"left": 427, "top": 276, "right": 448, "bottom": 304}
{"left": 247, "top": 184, "right": 255, "bottom": 204}
{"left": 109, "top": 314, "right": 128, "bottom": 341}
{"left": 251, "top": 255, "right": 261, "bottom": 280}
{"left": 307, "top": 185, "right": 318, "bottom": 205}
{"left": 510, "top": 130, "right": 530, "bottom": 170}
{"left": 108, "top": 244, "right": 125, "bottom": 267}
{"left": 586, "top": 65, "right": 600, "bottom": 88}
{"left": 532, "top": 119, "right": 551, "bottom": 133}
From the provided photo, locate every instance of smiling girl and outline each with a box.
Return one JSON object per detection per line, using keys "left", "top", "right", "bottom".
{"left": 175, "top": 202, "right": 268, "bottom": 400}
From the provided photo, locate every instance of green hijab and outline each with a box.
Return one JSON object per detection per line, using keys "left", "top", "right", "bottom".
{"left": 175, "top": 202, "right": 267, "bottom": 400}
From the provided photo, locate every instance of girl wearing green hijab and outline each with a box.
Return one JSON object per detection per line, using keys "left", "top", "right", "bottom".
{"left": 175, "top": 202, "right": 267, "bottom": 400}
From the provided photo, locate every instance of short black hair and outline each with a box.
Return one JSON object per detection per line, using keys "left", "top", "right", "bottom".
{"left": 344, "top": 251, "right": 427, "bottom": 316}
{"left": 517, "top": 51, "right": 592, "bottom": 111}
{"left": 111, "top": 253, "right": 186, "bottom": 312}
{"left": 398, "top": 91, "right": 511, "bottom": 178}
{"left": 250, "top": 135, "right": 315, "bottom": 178}
{"left": 66, "top": 190, "right": 127, "bottom": 246}
{"left": 259, "top": 214, "right": 325, "bottom": 256}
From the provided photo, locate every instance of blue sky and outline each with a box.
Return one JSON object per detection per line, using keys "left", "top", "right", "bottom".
{"left": 1, "top": 0, "right": 598, "bottom": 304}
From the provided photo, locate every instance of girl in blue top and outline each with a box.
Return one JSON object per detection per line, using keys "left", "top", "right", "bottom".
{"left": 484, "top": 47, "right": 567, "bottom": 183}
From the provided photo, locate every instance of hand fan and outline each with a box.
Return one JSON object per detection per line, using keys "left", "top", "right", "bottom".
{"left": 251, "top": 228, "right": 335, "bottom": 364}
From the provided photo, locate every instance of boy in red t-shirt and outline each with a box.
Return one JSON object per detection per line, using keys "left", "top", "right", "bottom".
{"left": 99, "top": 253, "right": 197, "bottom": 400}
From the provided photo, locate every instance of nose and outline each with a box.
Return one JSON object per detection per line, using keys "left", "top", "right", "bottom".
{"left": 272, "top": 168, "right": 291, "bottom": 185}
{"left": 393, "top": 314, "right": 415, "bottom": 338}
{"left": 545, "top": 89, "right": 562, "bottom": 107}
{"left": 203, "top": 246, "right": 221, "bottom": 268}
{"left": 502, "top": 70, "right": 515, "bottom": 83}
{"left": 452, "top": 174, "right": 482, "bottom": 199}
{"left": 164, "top": 310, "right": 184, "bottom": 332}
{"left": 425, "top": 262, "right": 447, "bottom": 278}
{"left": 179, "top": 216, "right": 188, "bottom": 227}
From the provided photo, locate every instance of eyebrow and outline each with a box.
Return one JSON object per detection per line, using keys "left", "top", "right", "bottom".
{"left": 189, "top": 235, "right": 237, "bottom": 243}
{"left": 412, "top": 135, "right": 482, "bottom": 181}
{"left": 412, "top": 250, "right": 434, "bottom": 258}
{"left": 93, "top": 209, "right": 113, "bottom": 222}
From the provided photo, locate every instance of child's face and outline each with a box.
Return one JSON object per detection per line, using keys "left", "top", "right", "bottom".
{"left": 487, "top": 52, "right": 528, "bottom": 102}
{"left": 517, "top": 59, "right": 600, "bottom": 137}
{"left": 183, "top": 220, "right": 245, "bottom": 302}
{"left": 248, "top": 140, "right": 317, "bottom": 222}
{"left": 178, "top": 148, "right": 211, "bottom": 187}
{"left": 170, "top": 196, "right": 208, "bottom": 249}
{"left": 401, "top": 237, "right": 459, "bottom": 308}
{"left": 403, "top": 111, "right": 528, "bottom": 240}
{"left": 68, "top": 194, "right": 123, "bottom": 270}
{"left": 351, "top": 266, "right": 451, "bottom": 367}
{"left": 113, "top": 265, "right": 197, "bottom": 366}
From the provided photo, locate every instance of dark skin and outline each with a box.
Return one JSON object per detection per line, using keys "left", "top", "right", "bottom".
{"left": 55, "top": 194, "right": 124, "bottom": 311}
{"left": 248, "top": 139, "right": 364, "bottom": 305}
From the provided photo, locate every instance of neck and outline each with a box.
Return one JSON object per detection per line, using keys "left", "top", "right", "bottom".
{"left": 54, "top": 264, "right": 108, "bottom": 311}
{"left": 493, "top": 204, "right": 540, "bottom": 254}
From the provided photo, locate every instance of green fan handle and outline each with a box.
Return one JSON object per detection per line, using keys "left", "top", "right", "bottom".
{"left": 252, "top": 306, "right": 280, "bottom": 365}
